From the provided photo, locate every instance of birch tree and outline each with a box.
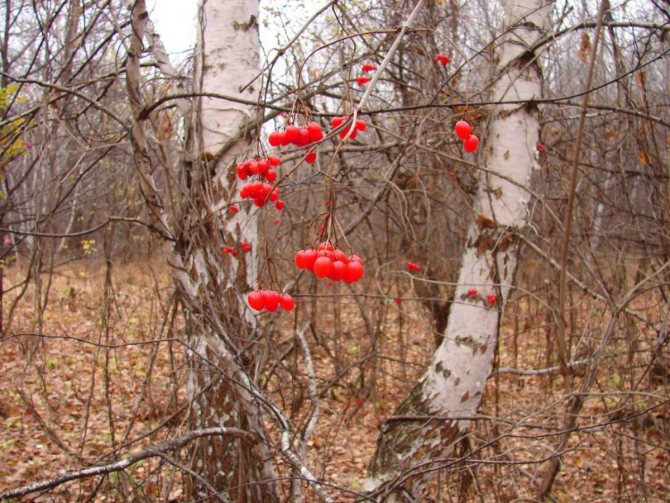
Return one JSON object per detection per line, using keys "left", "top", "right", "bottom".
{"left": 125, "top": 0, "right": 280, "bottom": 500}
{"left": 366, "top": 0, "right": 552, "bottom": 498}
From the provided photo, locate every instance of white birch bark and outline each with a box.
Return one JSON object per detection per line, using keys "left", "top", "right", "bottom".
{"left": 366, "top": 1, "right": 552, "bottom": 498}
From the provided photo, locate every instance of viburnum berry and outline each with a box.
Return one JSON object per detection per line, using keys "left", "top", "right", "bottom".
{"left": 307, "top": 122, "right": 324, "bottom": 142}
{"left": 265, "top": 169, "right": 277, "bottom": 183}
{"left": 268, "top": 130, "right": 284, "bottom": 147}
{"left": 537, "top": 143, "right": 545, "bottom": 151}
{"left": 241, "top": 242, "right": 252, "bottom": 253}
{"left": 355, "top": 119, "right": 367, "bottom": 131}
{"left": 467, "top": 289, "right": 478, "bottom": 296}
{"left": 305, "top": 151, "right": 317, "bottom": 164}
{"left": 285, "top": 125, "right": 300, "bottom": 144}
{"left": 275, "top": 200, "right": 284, "bottom": 210}
{"left": 264, "top": 290, "right": 281, "bottom": 312}
{"left": 279, "top": 294, "right": 295, "bottom": 311}
{"left": 394, "top": 298, "right": 402, "bottom": 305}
{"left": 434, "top": 54, "right": 451, "bottom": 65}
{"left": 331, "top": 116, "right": 346, "bottom": 128}
{"left": 247, "top": 291, "right": 265, "bottom": 310}
{"left": 222, "top": 245, "right": 233, "bottom": 255}
{"left": 407, "top": 261, "right": 421, "bottom": 273}
{"left": 313, "top": 256, "right": 334, "bottom": 278}
{"left": 454, "top": 120, "right": 471, "bottom": 141}
{"left": 486, "top": 294, "right": 497, "bottom": 306}
{"left": 356, "top": 76, "right": 371, "bottom": 85}
{"left": 228, "top": 204, "right": 239, "bottom": 214}
{"left": 267, "top": 154, "right": 281, "bottom": 166}
{"left": 464, "top": 135, "right": 479, "bottom": 153}
{"left": 343, "top": 260, "right": 364, "bottom": 283}
{"left": 362, "top": 63, "right": 378, "bottom": 73}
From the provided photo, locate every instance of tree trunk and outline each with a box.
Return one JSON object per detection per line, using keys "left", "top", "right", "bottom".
{"left": 176, "top": 1, "right": 278, "bottom": 501}
{"left": 366, "top": 0, "right": 551, "bottom": 499}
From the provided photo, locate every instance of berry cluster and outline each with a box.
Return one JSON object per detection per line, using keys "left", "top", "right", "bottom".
{"left": 331, "top": 116, "right": 367, "bottom": 140}
{"left": 236, "top": 155, "right": 281, "bottom": 183}
{"left": 268, "top": 122, "right": 324, "bottom": 148}
{"left": 247, "top": 290, "right": 295, "bottom": 312}
{"left": 294, "top": 242, "right": 364, "bottom": 283}
{"left": 239, "top": 181, "right": 283, "bottom": 209}
{"left": 454, "top": 120, "right": 479, "bottom": 153}
{"left": 407, "top": 261, "right": 421, "bottom": 273}
{"left": 222, "top": 241, "right": 252, "bottom": 256}
{"left": 434, "top": 54, "right": 451, "bottom": 65}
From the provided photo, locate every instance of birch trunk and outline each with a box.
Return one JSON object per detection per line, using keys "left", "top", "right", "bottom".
{"left": 176, "top": 1, "right": 278, "bottom": 501}
{"left": 366, "top": 1, "right": 552, "bottom": 498}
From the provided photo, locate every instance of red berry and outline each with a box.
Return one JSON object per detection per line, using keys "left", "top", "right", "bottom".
{"left": 356, "top": 76, "right": 371, "bottom": 85}
{"left": 228, "top": 204, "right": 239, "bottom": 214}
{"left": 355, "top": 120, "right": 367, "bottom": 131}
{"left": 317, "top": 242, "right": 334, "bottom": 252}
{"left": 467, "top": 289, "right": 478, "bottom": 296}
{"left": 279, "top": 294, "right": 295, "bottom": 311}
{"left": 454, "top": 120, "right": 471, "bottom": 141}
{"left": 241, "top": 242, "right": 252, "bottom": 253}
{"left": 265, "top": 169, "right": 277, "bottom": 183}
{"left": 464, "top": 135, "right": 479, "bottom": 153}
{"left": 331, "top": 116, "right": 344, "bottom": 128}
{"left": 329, "top": 260, "right": 346, "bottom": 281}
{"left": 267, "top": 154, "right": 281, "bottom": 166}
{"left": 269, "top": 187, "right": 280, "bottom": 202}
{"left": 307, "top": 122, "right": 324, "bottom": 142}
{"left": 394, "top": 298, "right": 402, "bottom": 305}
{"left": 305, "top": 151, "right": 317, "bottom": 164}
{"left": 237, "top": 163, "right": 249, "bottom": 179}
{"left": 407, "top": 262, "right": 421, "bottom": 273}
{"left": 285, "top": 125, "right": 300, "bottom": 144}
{"left": 297, "top": 127, "right": 311, "bottom": 146}
{"left": 222, "top": 245, "right": 233, "bottom": 254}
{"left": 247, "top": 291, "right": 265, "bottom": 311}
{"left": 313, "top": 256, "right": 334, "bottom": 278}
{"left": 362, "top": 63, "right": 378, "bottom": 73}
{"left": 268, "top": 131, "right": 282, "bottom": 147}
{"left": 536, "top": 143, "right": 545, "bottom": 151}
{"left": 486, "top": 294, "right": 497, "bottom": 306}
{"left": 275, "top": 200, "right": 284, "bottom": 210}
{"left": 344, "top": 261, "right": 364, "bottom": 283}
{"left": 264, "top": 290, "right": 281, "bottom": 312}
{"left": 434, "top": 54, "right": 450, "bottom": 65}
{"left": 302, "top": 249, "right": 318, "bottom": 270}
{"left": 273, "top": 219, "right": 280, "bottom": 225}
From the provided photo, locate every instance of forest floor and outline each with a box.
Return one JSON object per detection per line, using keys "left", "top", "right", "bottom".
{"left": 0, "top": 261, "right": 668, "bottom": 501}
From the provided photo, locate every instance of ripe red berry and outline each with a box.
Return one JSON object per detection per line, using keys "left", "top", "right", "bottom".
{"left": 236, "top": 163, "right": 249, "bottom": 179}
{"left": 307, "top": 122, "right": 324, "bottom": 142}
{"left": 331, "top": 116, "right": 347, "bottom": 128}
{"left": 454, "top": 120, "right": 471, "bottom": 141}
{"left": 355, "top": 119, "right": 367, "bottom": 131}
{"left": 302, "top": 249, "right": 317, "bottom": 270}
{"left": 362, "top": 63, "right": 378, "bottom": 73}
{"left": 464, "top": 135, "right": 479, "bottom": 153}
{"left": 434, "top": 54, "right": 451, "bottom": 65}
{"left": 222, "top": 245, "right": 233, "bottom": 254}
{"left": 467, "top": 289, "right": 478, "bottom": 296}
{"left": 279, "top": 294, "right": 295, "bottom": 311}
{"left": 486, "top": 294, "right": 497, "bottom": 306}
{"left": 267, "top": 154, "right": 281, "bottom": 166}
{"left": 297, "top": 127, "right": 311, "bottom": 146}
{"left": 268, "top": 130, "right": 282, "bottom": 147}
{"left": 228, "top": 204, "right": 239, "bottom": 214}
{"left": 313, "top": 256, "right": 334, "bottom": 278}
{"left": 305, "top": 151, "right": 317, "bottom": 164}
{"left": 275, "top": 200, "right": 284, "bottom": 210}
{"left": 247, "top": 291, "right": 265, "bottom": 311}
{"left": 241, "top": 242, "right": 252, "bottom": 253}
{"left": 537, "top": 143, "right": 545, "bottom": 151}
{"left": 356, "top": 76, "right": 371, "bottom": 85}
{"left": 317, "top": 242, "right": 334, "bottom": 252}
{"left": 264, "top": 290, "right": 281, "bottom": 312}
{"left": 394, "top": 298, "right": 402, "bottom": 305}
{"left": 407, "top": 262, "right": 421, "bottom": 273}
{"left": 265, "top": 169, "right": 277, "bottom": 183}
{"left": 329, "top": 260, "right": 346, "bottom": 281}
{"left": 344, "top": 261, "right": 364, "bottom": 283}
{"left": 285, "top": 125, "right": 300, "bottom": 144}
